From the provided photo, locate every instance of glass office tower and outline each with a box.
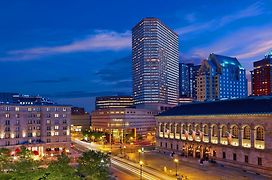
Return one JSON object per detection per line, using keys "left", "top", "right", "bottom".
{"left": 197, "top": 53, "right": 248, "bottom": 101}
{"left": 179, "top": 63, "right": 200, "bottom": 99}
{"left": 132, "top": 18, "right": 179, "bottom": 111}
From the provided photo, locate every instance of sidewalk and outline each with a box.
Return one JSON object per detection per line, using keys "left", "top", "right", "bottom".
{"left": 125, "top": 150, "right": 269, "bottom": 180}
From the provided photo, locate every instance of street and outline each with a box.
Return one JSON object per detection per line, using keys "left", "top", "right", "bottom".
{"left": 72, "top": 140, "right": 270, "bottom": 180}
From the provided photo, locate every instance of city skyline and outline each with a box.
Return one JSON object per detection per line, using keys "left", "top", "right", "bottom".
{"left": 0, "top": 0, "right": 272, "bottom": 111}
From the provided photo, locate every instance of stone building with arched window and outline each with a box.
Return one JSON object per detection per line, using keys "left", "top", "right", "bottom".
{"left": 156, "top": 96, "right": 272, "bottom": 176}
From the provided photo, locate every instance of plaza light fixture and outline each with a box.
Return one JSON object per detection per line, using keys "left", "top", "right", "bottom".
{"left": 123, "top": 145, "right": 126, "bottom": 156}
{"left": 139, "top": 160, "right": 143, "bottom": 180}
{"left": 174, "top": 158, "right": 179, "bottom": 176}
{"left": 138, "top": 148, "right": 143, "bottom": 162}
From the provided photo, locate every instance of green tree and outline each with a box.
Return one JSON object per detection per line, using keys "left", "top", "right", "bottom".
{"left": 44, "top": 154, "right": 79, "bottom": 180}
{"left": 77, "top": 150, "right": 110, "bottom": 180}
{"left": 0, "top": 148, "right": 11, "bottom": 172}
{"left": 17, "top": 146, "right": 33, "bottom": 160}
{"left": 7, "top": 146, "right": 46, "bottom": 179}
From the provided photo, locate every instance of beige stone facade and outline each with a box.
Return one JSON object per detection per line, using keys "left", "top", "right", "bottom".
{"left": 156, "top": 114, "right": 272, "bottom": 177}
{"left": 0, "top": 104, "right": 71, "bottom": 156}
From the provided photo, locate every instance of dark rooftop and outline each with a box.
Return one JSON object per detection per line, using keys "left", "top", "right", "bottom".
{"left": 158, "top": 96, "right": 272, "bottom": 116}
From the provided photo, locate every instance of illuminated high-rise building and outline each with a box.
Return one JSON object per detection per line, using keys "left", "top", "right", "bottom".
{"left": 179, "top": 63, "right": 200, "bottom": 99}
{"left": 132, "top": 17, "right": 179, "bottom": 111}
{"left": 197, "top": 53, "right": 248, "bottom": 101}
{"left": 251, "top": 50, "right": 272, "bottom": 96}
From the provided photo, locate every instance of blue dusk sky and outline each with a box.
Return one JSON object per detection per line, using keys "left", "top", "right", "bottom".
{"left": 0, "top": 0, "right": 271, "bottom": 111}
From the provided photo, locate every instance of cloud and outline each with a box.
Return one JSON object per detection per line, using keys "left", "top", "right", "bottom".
{"left": 180, "top": 53, "right": 204, "bottom": 64}
{"left": 176, "top": 2, "right": 264, "bottom": 35}
{"left": 184, "top": 13, "right": 197, "bottom": 23}
{"left": 0, "top": 30, "right": 131, "bottom": 61}
{"left": 235, "top": 40, "right": 272, "bottom": 59}
{"left": 95, "top": 55, "right": 131, "bottom": 83}
{"left": 186, "top": 25, "right": 272, "bottom": 67}
{"left": 219, "top": 1, "right": 263, "bottom": 26}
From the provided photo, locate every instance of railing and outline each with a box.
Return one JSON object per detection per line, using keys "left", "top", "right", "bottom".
{"left": 195, "top": 136, "right": 201, "bottom": 142}
{"left": 255, "top": 140, "right": 265, "bottom": 149}
{"left": 159, "top": 132, "right": 163, "bottom": 137}
{"left": 220, "top": 137, "right": 228, "bottom": 145}
{"left": 230, "top": 138, "right": 239, "bottom": 146}
{"left": 211, "top": 137, "right": 218, "bottom": 144}
{"left": 242, "top": 139, "right": 251, "bottom": 148}
{"left": 181, "top": 134, "right": 186, "bottom": 140}
{"left": 175, "top": 134, "right": 180, "bottom": 139}
{"left": 203, "top": 136, "right": 209, "bottom": 143}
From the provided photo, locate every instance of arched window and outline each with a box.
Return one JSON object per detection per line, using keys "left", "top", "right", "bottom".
{"left": 188, "top": 124, "right": 192, "bottom": 135}
{"left": 203, "top": 125, "right": 209, "bottom": 135}
{"left": 231, "top": 125, "right": 239, "bottom": 138}
{"left": 160, "top": 123, "right": 164, "bottom": 132}
{"left": 256, "top": 127, "right": 264, "bottom": 141}
{"left": 195, "top": 124, "right": 200, "bottom": 133}
{"left": 170, "top": 123, "right": 175, "bottom": 133}
{"left": 243, "top": 126, "right": 250, "bottom": 139}
{"left": 212, "top": 125, "right": 218, "bottom": 137}
{"left": 182, "top": 124, "right": 187, "bottom": 134}
{"left": 165, "top": 123, "right": 169, "bottom": 133}
{"left": 176, "top": 124, "right": 181, "bottom": 134}
{"left": 221, "top": 125, "right": 227, "bottom": 137}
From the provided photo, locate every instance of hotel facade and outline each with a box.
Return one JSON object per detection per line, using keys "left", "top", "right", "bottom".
{"left": 156, "top": 97, "right": 272, "bottom": 176}
{"left": 0, "top": 94, "right": 71, "bottom": 156}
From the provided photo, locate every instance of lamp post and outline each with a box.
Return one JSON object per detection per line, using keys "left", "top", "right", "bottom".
{"left": 139, "top": 160, "right": 143, "bottom": 180}
{"left": 108, "top": 151, "right": 112, "bottom": 167}
{"left": 110, "top": 123, "right": 113, "bottom": 151}
{"left": 174, "top": 158, "right": 179, "bottom": 176}
{"left": 138, "top": 148, "right": 142, "bottom": 162}
{"left": 123, "top": 145, "right": 126, "bottom": 158}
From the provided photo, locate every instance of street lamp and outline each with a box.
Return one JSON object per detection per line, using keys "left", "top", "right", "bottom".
{"left": 108, "top": 151, "right": 112, "bottom": 167}
{"left": 123, "top": 145, "right": 126, "bottom": 158}
{"left": 139, "top": 160, "right": 143, "bottom": 180}
{"left": 138, "top": 149, "right": 142, "bottom": 162}
{"left": 174, "top": 158, "right": 179, "bottom": 176}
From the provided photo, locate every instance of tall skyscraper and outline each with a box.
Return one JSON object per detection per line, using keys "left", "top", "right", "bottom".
{"left": 179, "top": 63, "right": 200, "bottom": 99}
{"left": 251, "top": 50, "right": 272, "bottom": 96}
{"left": 197, "top": 53, "right": 248, "bottom": 101}
{"left": 179, "top": 63, "right": 189, "bottom": 98}
{"left": 132, "top": 17, "right": 179, "bottom": 111}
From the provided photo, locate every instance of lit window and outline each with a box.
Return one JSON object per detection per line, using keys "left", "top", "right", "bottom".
{"left": 15, "top": 107, "right": 20, "bottom": 111}
{"left": 54, "top": 114, "right": 59, "bottom": 118}
{"left": 54, "top": 126, "right": 59, "bottom": 130}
